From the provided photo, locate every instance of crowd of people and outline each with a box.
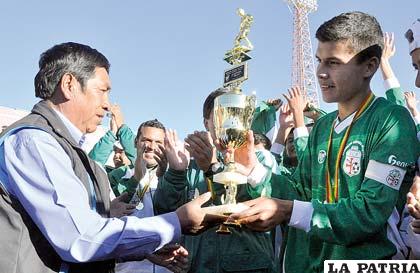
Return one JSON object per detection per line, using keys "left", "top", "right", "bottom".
{"left": 0, "top": 11, "right": 419, "bottom": 273}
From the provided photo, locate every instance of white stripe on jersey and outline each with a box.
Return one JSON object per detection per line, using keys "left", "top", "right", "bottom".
{"left": 365, "top": 160, "right": 406, "bottom": 190}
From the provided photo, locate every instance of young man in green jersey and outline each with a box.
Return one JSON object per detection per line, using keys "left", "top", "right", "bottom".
{"left": 228, "top": 11, "right": 419, "bottom": 272}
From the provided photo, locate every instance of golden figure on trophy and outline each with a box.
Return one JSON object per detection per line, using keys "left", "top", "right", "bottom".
{"left": 212, "top": 8, "right": 257, "bottom": 234}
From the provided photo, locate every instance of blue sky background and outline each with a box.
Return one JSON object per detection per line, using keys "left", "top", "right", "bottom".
{"left": 1, "top": 0, "right": 419, "bottom": 138}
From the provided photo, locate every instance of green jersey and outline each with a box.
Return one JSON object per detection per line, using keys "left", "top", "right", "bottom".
{"left": 271, "top": 97, "right": 419, "bottom": 273}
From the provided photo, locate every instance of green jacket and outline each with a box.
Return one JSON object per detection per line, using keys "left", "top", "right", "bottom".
{"left": 385, "top": 87, "right": 405, "bottom": 106}
{"left": 88, "top": 124, "right": 136, "bottom": 171}
{"left": 153, "top": 151, "right": 277, "bottom": 273}
{"left": 251, "top": 101, "right": 277, "bottom": 137}
{"left": 386, "top": 87, "right": 420, "bottom": 135}
{"left": 107, "top": 166, "right": 136, "bottom": 198}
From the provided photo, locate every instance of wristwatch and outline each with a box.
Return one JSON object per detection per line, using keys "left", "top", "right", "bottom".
{"left": 204, "top": 162, "right": 223, "bottom": 177}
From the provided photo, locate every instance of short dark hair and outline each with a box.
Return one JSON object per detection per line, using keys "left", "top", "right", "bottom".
{"left": 203, "top": 87, "right": 228, "bottom": 119}
{"left": 316, "top": 11, "right": 383, "bottom": 63}
{"left": 136, "top": 119, "right": 166, "bottom": 139}
{"left": 34, "top": 42, "right": 110, "bottom": 99}
{"left": 253, "top": 132, "right": 272, "bottom": 150}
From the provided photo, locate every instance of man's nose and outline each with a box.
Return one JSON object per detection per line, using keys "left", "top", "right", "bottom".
{"left": 147, "top": 141, "right": 159, "bottom": 151}
{"left": 102, "top": 93, "right": 111, "bottom": 111}
{"left": 316, "top": 64, "right": 328, "bottom": 80}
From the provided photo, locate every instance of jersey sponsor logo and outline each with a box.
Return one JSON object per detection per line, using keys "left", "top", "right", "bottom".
{"left": 386, "top": 169, "right": 402, "bottom": 187}
{"left": 387, "top": 155, "right": 409, "bottom": 168}
{"left": 343, "top": 142, "right": 364, "bottom": 177}
{"left": 318, "top": 150, "right": 326, "bottom": 164}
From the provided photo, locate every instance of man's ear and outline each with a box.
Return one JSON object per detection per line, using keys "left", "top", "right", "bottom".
{"left": 203, "top": 118, "right": 209, "bottom": 131}
{"left": 59, "top": 73, "right": 78, "bottom": 100}
{"left": 363, "top": 56, "right": 380, "bottom": 79}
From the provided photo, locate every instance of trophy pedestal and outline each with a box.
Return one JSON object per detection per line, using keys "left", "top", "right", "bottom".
{"left": 213, "top": 171, "right": 247, "bottom": 185}
{"left": 202, "top": 203, "right": 249, "bottom": 216}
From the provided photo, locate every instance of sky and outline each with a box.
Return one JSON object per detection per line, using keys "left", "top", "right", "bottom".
{"left": 0, "top": 0, "right": 419, "bottom": 139}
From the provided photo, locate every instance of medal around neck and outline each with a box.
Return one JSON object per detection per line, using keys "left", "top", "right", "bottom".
{"left": 211, "top": 8, "right": 256, "bottom": 234}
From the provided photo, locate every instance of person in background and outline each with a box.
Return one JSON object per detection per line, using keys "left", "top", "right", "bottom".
{"left": 254, "top": 132, "right": 272, "bottom": 151}
{"left": 403, "top": 18, "right": 420, "bottom": 259}
{"left": 154, "top": 88, "right": 277, "bottom": 273}
{"left": 110, "top": 119, "right": 171, "bottom": 273}
{"left": 89, "top": 104, "right": 136, "bottom": 172}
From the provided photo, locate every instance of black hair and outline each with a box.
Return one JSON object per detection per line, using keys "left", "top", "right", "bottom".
{"left": 136, "top": 119, "right": 166, "bottom": 139}
{"left": 34, "top": 42, "right": 110, "bottom": 99}
{"left": 316, "top": 11, "right": 383, "bottom": 63}
{"left": 202, "top": 87, "right": 228, "bottom": 119}
{"left": 253, "top": 132, "right": 272, "bottom": 150}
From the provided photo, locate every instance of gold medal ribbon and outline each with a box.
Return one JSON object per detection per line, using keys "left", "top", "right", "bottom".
{"left": 325, "top": 93, "right": 374, "bottom": 203}
{"left": 136, "top": 170, "right": 155, "bottom": 204}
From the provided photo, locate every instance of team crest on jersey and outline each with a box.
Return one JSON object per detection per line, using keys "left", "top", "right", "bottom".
{"left": 318, "top": 150, "right": 326, "bottom": 164}
{"left": 342, "top": 141, "right": 364, "bottom": 177}
{"left": 386, "top": 169, "right": 401, "bottom": 187}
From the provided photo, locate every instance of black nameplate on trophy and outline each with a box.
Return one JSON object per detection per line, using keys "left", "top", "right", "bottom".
{"left": 223, "top": 62, "right": 248, "bottom": 87}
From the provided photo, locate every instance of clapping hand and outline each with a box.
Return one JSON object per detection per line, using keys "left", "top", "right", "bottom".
{"left": 184, "top": 131, "right": 217, "bottom": 172}
{"left": 154, "top": 144, "right": 168, "bottom": 177}
{"left": 164, "top": 129, "right": 190, "bottom": 171}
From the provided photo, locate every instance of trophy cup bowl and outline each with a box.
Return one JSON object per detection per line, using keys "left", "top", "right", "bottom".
{"left": 211, "top": 90, "right": 255, "bottom": 233}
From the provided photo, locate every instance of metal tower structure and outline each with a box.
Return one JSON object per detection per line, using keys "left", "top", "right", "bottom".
{"left": 286, "top": 0, "right": 320, "bottom": 107}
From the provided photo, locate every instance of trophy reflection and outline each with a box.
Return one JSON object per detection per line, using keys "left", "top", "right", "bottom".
{"left": 212, "top": 8, "right": 256, "bottom": 234}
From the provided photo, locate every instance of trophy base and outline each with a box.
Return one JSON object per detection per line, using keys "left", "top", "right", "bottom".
{"left": 203, "top": 203, "right": 248, "bottom": 235}
{"left": 216, "top": 223, "right": 231, "bottom": 234}
{"left": 213, "top": 171, "right": 247, "bottom": 185}
{"left": 201, "top": 203, "right": 249, "bottom": 216}
{"left": 215, "top": 214, "right": 242, "bottom": 235}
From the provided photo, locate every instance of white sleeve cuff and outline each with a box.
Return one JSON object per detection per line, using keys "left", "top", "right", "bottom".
{"left": 383, "top": 77, "right": 400, "bottom": 90}
{"left": 288, "top": 200, "right": 313, "bottom": 232}
{"left": 247, "top": 162, "right": 268, "bottom": 188}
{"left": 293, "top": 127, "right": 309, "bottom": 139}
{"left": 270, "top": 143, "right": 285, "bottom": 155}
{"left": 414, "top": 115, "right": 420, "bottom": 125}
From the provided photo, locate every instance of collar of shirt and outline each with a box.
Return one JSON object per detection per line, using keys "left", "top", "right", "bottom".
{"left": 52, "top": 109, "right": 85, "bottom": 147}
{"left": 127, "top": 167, "right": 159, "bottom": 189}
